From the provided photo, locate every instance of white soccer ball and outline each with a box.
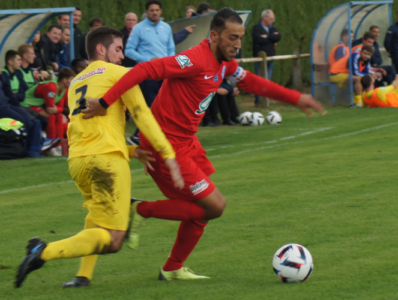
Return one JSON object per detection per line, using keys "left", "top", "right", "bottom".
{"left": 272, "top": 244, "right": 313, "bottom": 283}
{"left": 250, "top": 112, "right": 265, "bottom": 126}
{"left": 266, "top": 111, "right": 282, "bottom": 125}
{"left": 239, "top": 111, "right": 252, "bottom": 125}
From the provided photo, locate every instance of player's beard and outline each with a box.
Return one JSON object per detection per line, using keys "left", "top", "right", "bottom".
{"left": 216, "top": 43, "right": 232, "bottom": 62}
{"left": 105, "top": 51, "right": 122, "bottom": 65}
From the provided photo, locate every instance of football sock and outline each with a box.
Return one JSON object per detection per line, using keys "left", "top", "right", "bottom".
{"left": 46, "top": 115, "right": 56, "bottom": 139}
{"left": 137, "top": 200, "right": 206, "bottom": 221}
{"left": 40, "top": 228, "right": 111, "bottom": 261}
{"left": 76, "top": 219, "right": 99, "bottom": 280}
{"left": 354, "top": 95, "right": 363, "bottom": 106}
{"left": 163, "top": 220, "right": 207, "bottom": 271}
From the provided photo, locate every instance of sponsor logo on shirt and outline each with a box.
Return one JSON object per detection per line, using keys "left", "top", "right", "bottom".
{"left": 195, "top": 92, "right": 216, "bottom": 115}
{"left": 175, "top": 55, "right": 193, "bottom": 69}
{"left": 71, "top": 67, "right": 106, "bottom": 86}
{"left": 48, "top": 92, "right": 55, "bottom": 98}
{"left": 230, "top": 66, "right": 247, "bottom": 84}
{"left": 204, "top": 75, "right": 213, "bottom": 79}
{"left": 190, "top": 179, "right": 210, "bottom": 195}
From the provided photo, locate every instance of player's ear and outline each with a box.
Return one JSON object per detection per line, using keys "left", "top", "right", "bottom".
{"left": 96, "top": 44, "right": 105, "bottom": 57}
{"left": 210, "top": 30, "right": 219, "bottom": 43}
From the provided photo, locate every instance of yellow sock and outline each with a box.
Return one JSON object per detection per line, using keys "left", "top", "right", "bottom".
{"left": 76, "top": 219, "right": 99, "bottom": 280}
{"left": 40, "top": 228, "right": 111, "bottom": 262}
{"left": 354, "top": 95, "right": 363, "bottom": 106}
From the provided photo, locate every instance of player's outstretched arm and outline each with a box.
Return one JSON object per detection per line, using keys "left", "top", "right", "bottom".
{"left": 296, "top": 94, "right": 327, "bottom": 118}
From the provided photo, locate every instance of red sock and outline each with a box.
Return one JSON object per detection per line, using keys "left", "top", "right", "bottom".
{"left": 163, "top": 220, "right": 207, "bottom": 271}
{"left": 46, "top": 115, "right": 56, "bottom": 139}
{"left": 55, "top": 113, "right": 64, "bottom": 139}
{"left": 137, "top": 200, "right": 206, "bottom": 221}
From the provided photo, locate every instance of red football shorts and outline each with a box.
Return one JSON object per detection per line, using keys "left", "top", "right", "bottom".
{"left": 140, "top": 135, "right": 216, "bottom": 201}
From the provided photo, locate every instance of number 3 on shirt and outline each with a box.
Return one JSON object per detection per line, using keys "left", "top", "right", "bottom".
{"left": 71, "top": 85, "right": 88, "bottom": 116}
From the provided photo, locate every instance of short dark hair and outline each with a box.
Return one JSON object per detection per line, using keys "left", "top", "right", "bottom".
{"left": 58, "top": 68, "right": 75, "bottom": 82}
{"left": 361, "top": 75, "right": 373, "bottom": 90}
{"left": 340, "top": 28, "right": 352, "bottom": 39}
{"left": 362, "top": 45, "right": 374, "bottom": 54}
{"left": 146, "top": 0, "right": 162, "bottom": 10}
{"left": 86, "top": 26, "right": 123, "bottom": 60}
{"left": 58, "top": 13, "right": 69, "bottom": 20}
{"left": 71, "top": 58, "right": 85, "bottom": 68}
{"left": 89, "top": 17, "right": 103, "bottom": 28}
{"left": 47, "top": 24, "right": 62, "bottom": 33}
{"left": 363, "top": 31, "right": 375, "bottom": 40}
{"left": 75, "top": 6, "right": 82, "bottom": 11}
{"left": 210, "top": 8, "right": 243, "bottom": 33}
{"left": 369, "top": 25, "right": 379, "bottom": 31}
{"left": 5, "top": 50, "right": 20, "bottom": 65}
{"left": 197, "top": 2, "right": 212, "bottom": 15}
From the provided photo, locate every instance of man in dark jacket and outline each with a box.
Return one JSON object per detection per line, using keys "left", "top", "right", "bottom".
{"left": 42, "top": 24, "right": 62, "bottom": 71}
{"left": 73, "top": 7, "right": 83, "bottom": 59}
{"left": 385, "top": 11, "right": 398, "bottom": 72}
{"left": 252, "top": 9, "right": 281, "bottom": 80}
{"left": 120, "top": 12, "right": 138, "bottom": 67}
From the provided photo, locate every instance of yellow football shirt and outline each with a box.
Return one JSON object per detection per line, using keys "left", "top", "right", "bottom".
{"left": 67, "top": 60, "right": 175, "bottom": 161}
{"left": 364, "top": 85, "right": 395, "bottom": 103}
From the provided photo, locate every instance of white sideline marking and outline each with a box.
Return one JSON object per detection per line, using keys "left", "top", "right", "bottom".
{"left": 1, "top": 123, "right": 397, "bottom": 195}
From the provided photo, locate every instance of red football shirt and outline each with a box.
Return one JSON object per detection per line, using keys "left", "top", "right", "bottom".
{"left": 102, "top": 39, "right": 301, "bottom": 144}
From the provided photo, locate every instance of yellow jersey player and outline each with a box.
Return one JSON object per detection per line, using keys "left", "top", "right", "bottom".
{"left": 361, "top": 74, "right": 398, "bottom": 107}
{"left": 15, "top": 26, "right": 183, "bottom": 288}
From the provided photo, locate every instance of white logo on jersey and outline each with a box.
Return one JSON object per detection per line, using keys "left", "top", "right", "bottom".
{"left": 195, "top": 92, "right": 216, "bottom": 115}
{"left": 175, "top": 55, "right": 193, "bottom": 69}
{"left": 48, "top": 92, "right": 55, "bottom": 98}
{"left": 70, "top": 67, "right": 106, "bottom": 86}
{"left": 230, "top": 66, "right": 247, "bottom": 84}
{"left": 190, "top": 179, "right": 210, "bottom": 195}
{"left": 204, "top": 75, "right": 213, "bottom": 79}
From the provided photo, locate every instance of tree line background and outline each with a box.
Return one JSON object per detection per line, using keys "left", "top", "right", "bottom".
{"left": 1, "top": 0, "right": 397, "bottom": 86}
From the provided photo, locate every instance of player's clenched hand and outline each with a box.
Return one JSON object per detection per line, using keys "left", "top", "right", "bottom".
{"left": 165, "top": 158, "right": 184, "bottom": 190}
{"left": 81, "top": 97, "right": 108, "bottom": 119}
{"left": 133, "top": 147, "right": 155, "bottom": 175}
{"left": 296, "top": 94, "right": 327, "bottom": 118}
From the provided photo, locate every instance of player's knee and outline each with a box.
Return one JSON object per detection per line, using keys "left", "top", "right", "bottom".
{"left": 207, "top": 195, "right": 226, "bottom": 220}
{"left": 107, "top": 240, "right": 123, "bottom": 253}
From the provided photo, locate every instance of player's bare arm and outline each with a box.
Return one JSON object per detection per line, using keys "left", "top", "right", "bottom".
{"left": 296, "top": 94, "right": 327, "bottom": 118}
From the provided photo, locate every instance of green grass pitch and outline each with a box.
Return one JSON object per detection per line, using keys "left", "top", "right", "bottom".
{"left": 1, "top": 105, "right": 398, "bottom": 299}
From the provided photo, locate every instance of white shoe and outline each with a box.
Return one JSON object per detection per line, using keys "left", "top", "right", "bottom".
{"left": 47, "top": 146, "right": 62, "bottom": 156}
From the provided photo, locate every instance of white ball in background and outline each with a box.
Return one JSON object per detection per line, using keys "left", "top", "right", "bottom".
{"left": 266, "top": 111, "right": 282, "bottom": 125}
{"left": 250, "top": 112, "right": 265, "bottom": 126}
{"left": 239, "top": 111, "right": 253, "bottom": 125}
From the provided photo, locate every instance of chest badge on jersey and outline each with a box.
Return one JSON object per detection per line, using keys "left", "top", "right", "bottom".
{"left": 176, "top": 55, "right": 193, "bottom": 69}
{"left": 195, "top": 92, "right": 216, "bottom": 115}
{"left": 214, "top": 74, "right": 219, "bottom": 83}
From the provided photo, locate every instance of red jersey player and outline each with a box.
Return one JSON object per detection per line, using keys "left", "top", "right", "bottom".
{"left": 81, "top": 8, "right": 326, "bottom": 282}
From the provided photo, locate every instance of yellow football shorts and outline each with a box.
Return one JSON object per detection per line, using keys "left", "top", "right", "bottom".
{"left": 68, "top": 151, "right": 131, "bottom": 231}
{"left": 329, "top": 73, "right": 349, "bottom": 87}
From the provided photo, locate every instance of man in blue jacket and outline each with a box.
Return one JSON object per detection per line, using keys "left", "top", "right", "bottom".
{"left": 125, "top": 0, "right": 175, "bottom": 145}
{"left": 384, "top": 12, "right": 398, "bottom": 72}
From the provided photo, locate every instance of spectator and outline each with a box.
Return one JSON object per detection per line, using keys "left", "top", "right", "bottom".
{"left": 71, "top": 58, "right": 87, "bottom": 75}
{"left": 185, "top": 6, "right": 196, "bottom": 18}
{"left": 384, "top": 11, "right": 398, "bottom": 72}
{"left": 2, "top": 50, "right": 29, "bottom": 103}
{"left": 173, "top": 25, "right": 196, "bottom": 45}
{"left": 42, "top": 24, "right": 62, "bottom": 71}
{"left": 125, "top": 0, "right": 175, "bottom": 145}
{"left": 354, "top": 27, "right": 396, "bottom": 85}
{"left": 197, "top": 2, "right": 212, "bottom": 15}
{"left": 120, "top": 12, "right": 138, "bottom": 67}
{"left": 30, "top": 31, "right": 50, "bottom": 79}
{"left": 329, "top": 29, "right": 353, "bottom": 75}
{"left": 21, "top": 68, "right": 75, "bottom": 156}
{"left": 361, "top": 74, "right": 398, "bottom": 107}
{"left": 73, "top": 7, "right": 83, "bottom": 59}
{"left": 352, "top": 31, "right": 375, "bottom": 53}
{"left": 18, "top": 44, "right": 43, "bottom": 88}
{"left": 57, "top": 14, "right": 70, "bottom": 28}
{"left": 57, "top": 27, "right": 72, "bottom": 69}
{"left": 80, "top": 17, "right": 104, "bottom": 60}
{"left": 252, "top": 10, "right": 281, "bottom": 80}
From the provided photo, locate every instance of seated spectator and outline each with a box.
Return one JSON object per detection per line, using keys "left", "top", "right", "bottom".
{"left": 2, "top": 50, "right": 29, "bottom": 103}
{"left": 352, "top": 31, "right": 375, "bottom": 53}
{"left": 18, "top": 44, "right": 44, "bottom": 88}
{"left": 20, "top": 68, "right": 75, "bottom": 156}
{"left": 120, "top": 12, "right": 138, "bottom": 67}
{"left": 71, "top": 58, "right": 87, "bottom": 75}
{"left": 185, "top": 6, "right": 196, "bottom": 18}
{"left": 57, "top": 27, "right": 72, "bottom": 69}
{"left": 361, "top": 74, "right": 398, "bottom": 107}
{"left": 353, "top": 26, "right": 396, "bottom": 85}
{"left": 81, "top": 17, "right": 104, "bottom": 60}
{"left": 197, "top": 2, "right": 212, "bottom": 15}
{"left": 42, "top": 24, "right": 62, "bottom": 71}
{"left": 30, "top": 31, "right": 50, "bottom": 80}
{"left": 329, "top": 29, "right": 353, "bottom": 85}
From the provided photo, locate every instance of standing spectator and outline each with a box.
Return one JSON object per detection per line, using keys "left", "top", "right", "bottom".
{"left": 73, "top": 7, "right": 83, "bottom": 59}
{"left": 30, "top": 32, "right": 50, "bottom": 80}
{"left": 18, "top": 44, "right": 43, "bottom": 88}
{"left": 57, "top": 27, "right": 72, "bottom": 69}
{"left": 80, "top": 18, "right": 104, "bottom": 60}
{"left": 120, "top": 12, "right": 138, "bottom": 67}
{"left": 57, "top": 14, "right": 70, "bottom": 28}
{"left": 125, "top": 0, "right": 175, "bottom": 145}
{"left": 42, "top": 24, "right": 62, "bottom": 71}
{"left": 185, "top": 6, "right": 196, "bottom": 18}
{"left": 385, "top": 11, "right": 398, "bottom": 72}
{"left": 196, "top": 2, "right": 212, "bottom": 15}
{"left": 252, "top": 10, "right": 281, "bottom": 80}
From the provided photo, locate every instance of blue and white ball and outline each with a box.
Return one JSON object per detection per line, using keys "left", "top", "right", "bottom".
{"left": 250, "top": 112, "right": 265, "bottom": 126}
{"left": 272, "top": 244, "right": 313, "bottom": 283}
{"left": 266, "top": 111, "right": 282, "bottom": 125}
{"left": 239, "top": 111, "right": 253, "bottom": 125}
